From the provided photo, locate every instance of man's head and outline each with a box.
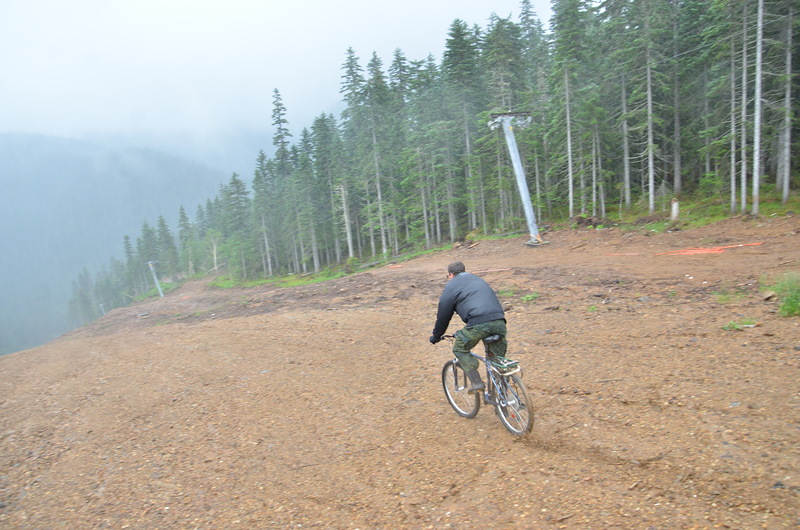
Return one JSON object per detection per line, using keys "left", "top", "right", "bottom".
{"left": 447, "top": 261, "right": 466, "bottom": 277}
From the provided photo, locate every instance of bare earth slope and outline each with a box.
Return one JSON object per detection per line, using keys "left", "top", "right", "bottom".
{"left": 2, "top": 217, "right": 799, "bottom": 528}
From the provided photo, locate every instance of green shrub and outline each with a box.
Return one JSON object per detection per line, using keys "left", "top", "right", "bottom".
{"left": 772, "top": 272, "right": 800, "bottom": 317}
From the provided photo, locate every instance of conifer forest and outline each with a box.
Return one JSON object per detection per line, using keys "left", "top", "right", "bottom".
{"left": 70, "top": 0, "right": 799, "bottom": 324}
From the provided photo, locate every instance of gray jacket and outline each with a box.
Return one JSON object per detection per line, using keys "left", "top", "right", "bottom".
{"left": 432, "top": 272, "right": 505, "bottom": 339}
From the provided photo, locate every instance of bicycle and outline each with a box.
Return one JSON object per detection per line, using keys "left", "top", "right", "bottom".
{"left": 440, "top": 334, "right": 534, "bottom": 436}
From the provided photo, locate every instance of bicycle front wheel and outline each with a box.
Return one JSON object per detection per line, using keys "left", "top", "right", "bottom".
{"left": 441, "top": 360, "right": 480, "bottom": 418}
{"left": 493, "top": 373, "right": 533, "bottom": 435}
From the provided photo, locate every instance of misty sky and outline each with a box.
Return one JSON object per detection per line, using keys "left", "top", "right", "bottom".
{"left": 1, "top": 0, "right": 551, "bottom": 171}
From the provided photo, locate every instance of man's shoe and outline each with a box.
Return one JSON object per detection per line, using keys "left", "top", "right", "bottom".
{"left": 466, "top": 369, "right": 485, "bottom": 394}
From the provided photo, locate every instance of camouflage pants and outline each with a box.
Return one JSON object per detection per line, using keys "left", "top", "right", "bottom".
{"left": 452, "top": 320, "right": 507, "bottom": 372}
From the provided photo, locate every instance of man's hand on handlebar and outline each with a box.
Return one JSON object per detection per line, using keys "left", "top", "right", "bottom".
{"left": 430, "top": 333, "right": 455, "bottom": 344}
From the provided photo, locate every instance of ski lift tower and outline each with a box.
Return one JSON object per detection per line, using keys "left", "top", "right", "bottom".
{"left": 489, "top": 112, "right": 545, "bottom": 246}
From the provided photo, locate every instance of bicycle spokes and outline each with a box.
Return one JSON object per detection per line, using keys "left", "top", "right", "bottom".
{"left": 441, "top": 360, "right": 480, "bottom": 419}
{"left": 494, "top": 375, "right": 533, "bottom": 435}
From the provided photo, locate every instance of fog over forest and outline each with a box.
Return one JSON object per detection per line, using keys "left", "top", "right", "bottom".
{"left": 0, "top": 134, "right": 226, "bottom": 355}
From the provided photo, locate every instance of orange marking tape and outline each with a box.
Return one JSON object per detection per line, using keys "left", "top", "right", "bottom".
{"left": 656, "top": 242, "right": 763, "bottom": 256}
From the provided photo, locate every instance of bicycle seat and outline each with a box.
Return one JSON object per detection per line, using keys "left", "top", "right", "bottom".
{"left": 483, "top": 334, "right": 502, "bottom": 343}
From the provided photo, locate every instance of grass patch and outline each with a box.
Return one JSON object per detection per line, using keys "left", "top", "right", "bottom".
{"left": 276, "top": 270, "right": 347, "bottom": 288}
{"left": 599, "top": 187, "right": 800, "bottom": 234}
{"left": 208, "top": 277, "right": 242, "bottom": 289}
{"left": 770, "top": 272, "right": 800, "bottom": 317}
{"left": 722, "top": 319, "right": 758, "bottom": 331}
{"left": 134, "top": 282, "right": 179, "bottom": 302}
{"left": 713, "top": 286, "right": 746, "bottom": 304}
{"left": 209, "top": 270, "right": 348, "bottom": 290}
{"left": 520, "top": 292, "right": 541, "bottom": 303}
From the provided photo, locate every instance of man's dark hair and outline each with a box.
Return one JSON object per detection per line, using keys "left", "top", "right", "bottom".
{"left": 448, "top": 261, "right": 466, "bottom": 275}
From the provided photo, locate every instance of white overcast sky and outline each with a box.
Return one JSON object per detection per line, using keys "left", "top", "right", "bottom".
{"left": 1, "top": 0, "right": 551, "bottom": 166}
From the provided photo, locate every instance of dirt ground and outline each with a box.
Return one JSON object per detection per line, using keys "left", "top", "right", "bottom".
{"left": 1, "top": 216, "right": 799, "bottom": 529}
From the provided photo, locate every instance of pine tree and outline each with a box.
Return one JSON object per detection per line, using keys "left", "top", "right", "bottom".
{"left": 443, "top": 19, "right": 486, "bottom": 230}
{"left": 156, "top": 215, "right": 179, "bottom": 279}
{"left": 550, "top": 0, "right": 590, "bottom": 218}
{"left": 219, "top": 173, "right": 252, "bottom": 279}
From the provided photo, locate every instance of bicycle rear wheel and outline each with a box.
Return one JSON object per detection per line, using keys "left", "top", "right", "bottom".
{"left": 441, "top": 360, "right": 480, "bottom": 418}
{"left": 493, "top": 373, "right": 533, "bottom": 435}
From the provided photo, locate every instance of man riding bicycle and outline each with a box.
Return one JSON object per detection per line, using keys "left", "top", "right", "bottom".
{"left": 429, "top": 261, "right": 507, "bottom": 394}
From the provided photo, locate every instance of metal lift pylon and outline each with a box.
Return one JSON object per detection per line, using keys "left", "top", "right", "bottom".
{"left": 489, "top": 112, "right": 547, "bottom": 247}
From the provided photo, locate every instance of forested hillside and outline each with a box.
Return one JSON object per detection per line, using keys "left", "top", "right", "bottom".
{"left": 71, "top": 0, "right": 798, "bottom": 328}
{"left": 0, "top": 134, "right": 226, "bottom": 355}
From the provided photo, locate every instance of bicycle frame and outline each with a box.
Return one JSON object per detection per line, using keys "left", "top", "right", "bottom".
{"left": 440, "top": 333, "right": 533, "bottom": 435}
{"left": 465, "top": 351, "right": 518, "bottom": 407}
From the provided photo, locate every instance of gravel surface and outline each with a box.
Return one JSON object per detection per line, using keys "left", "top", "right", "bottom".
{"left": 2, "top": 216, "right": 799, "bottom": 528}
